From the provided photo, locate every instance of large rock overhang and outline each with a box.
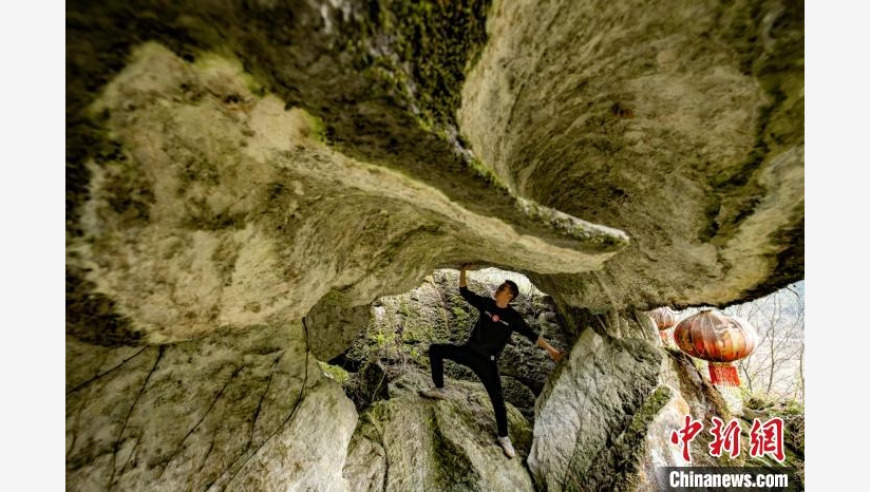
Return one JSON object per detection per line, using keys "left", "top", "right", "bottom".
{"left": 460, "top": 0, "right": 804, "bottom": 311}
{"left": 66, "top": 0, "right": 803, "bottom": 345}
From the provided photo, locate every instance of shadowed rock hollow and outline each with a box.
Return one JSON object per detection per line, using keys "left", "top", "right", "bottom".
{"left": 66, "top": 1, "right": 803, "bottom": 491}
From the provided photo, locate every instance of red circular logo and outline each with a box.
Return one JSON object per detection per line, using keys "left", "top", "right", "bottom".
{"left": 492, "top": 314, "right": 500, "bottom": 322}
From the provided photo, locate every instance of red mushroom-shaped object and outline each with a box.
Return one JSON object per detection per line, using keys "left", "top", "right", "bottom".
{"left": 649, "top": 307, "right": 677, "bottom": 344}
{"left": 673, "top": 309, "right": 758, "bottom": 386}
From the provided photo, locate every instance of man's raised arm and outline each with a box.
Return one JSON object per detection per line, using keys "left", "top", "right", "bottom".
{"left": 458, "top": 264, "right": 487, "bottom": 310}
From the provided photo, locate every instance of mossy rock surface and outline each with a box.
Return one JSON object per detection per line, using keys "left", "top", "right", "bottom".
{"left": 66, "top": 1, "right": 802, "bottom": 490}
{"left": 344, "top": 371, "right": 535, "bottom": 492}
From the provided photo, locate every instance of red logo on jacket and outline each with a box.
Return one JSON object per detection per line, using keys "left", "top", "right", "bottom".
{"left": 492, "top": 314, "right": 500, "bottom": 322}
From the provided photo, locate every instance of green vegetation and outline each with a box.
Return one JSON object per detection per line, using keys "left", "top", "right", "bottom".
{"left": 371, "top": 329, "right": 389, "bottom": 349}
{"left": 466, "top": 155, "right": 511, "bottom": 193}
{"left": 302, "top": 110, "right": 327, "bottom": 142}
{"left": 379, "top": 0, "right": 492, "bottom": 129}
{"left": 318, "top": 360, "right": 350, "bottom": 383}
{"left": 397, "top": 299, "right": 413, "bottom": 318}
{"left": 192, "top": 50, "right": 263, "bottom": 96}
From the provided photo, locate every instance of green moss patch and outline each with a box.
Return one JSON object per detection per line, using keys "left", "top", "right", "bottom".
{"left": 572, "top": 385, "right": 674, "bottom": 491}
{"left": 379, "top": 0, "right": 492, "bottom": 128}
{"left": 318, "top": 361, "right": 350, "bottom": 383}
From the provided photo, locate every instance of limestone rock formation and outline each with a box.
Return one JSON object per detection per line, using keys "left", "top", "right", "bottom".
{"left": 66, "top": 0, "right": 803, "bottom": 490}
{"left": 343, "top": 372, "right": 535, "bottom": 492}
{"left": 66, "top": 41, "right": 626, "bottom": 347}
{"left": 341, "top": 269, "right": 572, "bottom": 421}
{"left": 528, "top": 314, "right": 665, "bottom": 490}
{"left": 462, "top": 0, "right": 804, "bottom": 310}
{"left": 66, "top": 323, "right": 357, "bottom": 492}
{"left": 67, "top": 0, "right": 802, "bottom": 344}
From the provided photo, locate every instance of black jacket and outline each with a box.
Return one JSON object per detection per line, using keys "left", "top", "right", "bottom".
{"left": 459, "top": 286, "right": 540, "bottom": 358}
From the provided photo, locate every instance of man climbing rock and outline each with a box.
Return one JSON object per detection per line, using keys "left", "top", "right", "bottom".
{"left": 420, "top": 264, "right": 565, "bottom": 459}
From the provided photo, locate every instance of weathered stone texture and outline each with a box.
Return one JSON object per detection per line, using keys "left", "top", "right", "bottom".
{"left": 65, "top": 0, "right": 802, "bottom": 490}
{"left": 66, "top": 323, "right": 357, "bottom": 492}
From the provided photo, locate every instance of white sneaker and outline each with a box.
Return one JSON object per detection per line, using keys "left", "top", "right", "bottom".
{"left": 419, "top": 386, "right": 448, "bottom": 400}
{"left": 497, "top": 436, "right": 516, "bottom": 459}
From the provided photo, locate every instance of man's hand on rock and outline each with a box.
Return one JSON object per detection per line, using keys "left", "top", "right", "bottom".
{"left": 548, "top": 347, "right": 565, "bottom": 362}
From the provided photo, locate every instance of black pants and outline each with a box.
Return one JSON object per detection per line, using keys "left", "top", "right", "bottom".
{"left": 428, "top": 343, "right": 508, "bottom": 437}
